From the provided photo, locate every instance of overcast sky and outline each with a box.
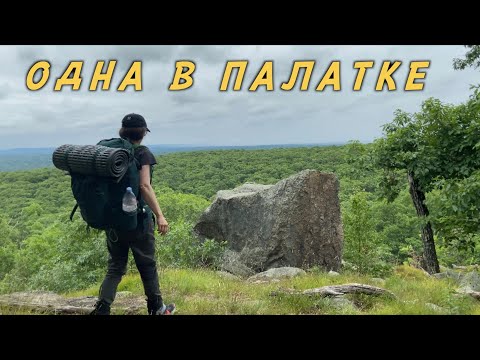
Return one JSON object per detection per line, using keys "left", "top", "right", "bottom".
{"left": 0, "top": 45, "right": 478, "bottom": 149}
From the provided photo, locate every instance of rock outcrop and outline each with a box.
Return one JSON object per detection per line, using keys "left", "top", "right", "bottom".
{"left": 194, "top": 170, "right": 343, "bottom": 276}
{"left": 0, "top": 291, "right": 145, "bottom": 315}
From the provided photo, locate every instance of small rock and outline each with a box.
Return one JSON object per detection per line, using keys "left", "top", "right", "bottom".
{"left": 432, "top": 269, "right": 463, "bottom": 283}
{"left": 459, "top": 271, "right": 480, "bottom": 292}
{"left": 1, "top": 291, "right": 64, "bottom": 306}
{"left": 0, "top": 291, "right": 147, "bottom": 315}
{"left": 247, "top": 267, "right": 306, "bottom": 282}
{"left": 456, "top": 287, "right": 480, "bottom": 300}
{"left": 328, "top": 270, "right": 340, "bottom": 277}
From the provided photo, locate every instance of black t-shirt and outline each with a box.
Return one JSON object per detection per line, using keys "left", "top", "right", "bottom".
{"left": 135, "top": 146, "right": 157, "bottom": 168}
{"left": 135, "top": 146, "right": 156, "bottom": 210}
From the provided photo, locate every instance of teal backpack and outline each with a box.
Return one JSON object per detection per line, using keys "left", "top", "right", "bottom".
{"left": 69, "top": 137, "right": 150, "bottom": 231}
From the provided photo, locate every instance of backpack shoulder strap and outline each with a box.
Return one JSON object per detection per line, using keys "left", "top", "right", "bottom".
{"left": 132, "top": 144, "right": 146, "bottom": 150}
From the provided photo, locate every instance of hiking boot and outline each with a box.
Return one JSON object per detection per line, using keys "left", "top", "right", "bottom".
{"left": 155, "top": 303, "right": 176, "bottom": 315}
{"left": 90, "top": 299, "right": 111, "bottom": 315}
{"left": 147, "top": 295, "right": 176, "bottom": 315}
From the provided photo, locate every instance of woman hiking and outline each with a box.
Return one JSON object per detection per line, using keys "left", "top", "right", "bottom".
{"left": 91, "top": 113, "right": 176, "bottom": 315}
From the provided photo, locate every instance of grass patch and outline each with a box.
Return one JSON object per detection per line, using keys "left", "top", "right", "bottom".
{"left": 2, "top": 265, "right": 480, "bottom": 315}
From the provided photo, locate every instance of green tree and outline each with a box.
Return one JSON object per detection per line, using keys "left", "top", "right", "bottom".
{"left": 374, "top": 97, "right": 480, "bottom": 273}
{"left": 427, "top": 171, "right": 480, "bottom": 265}
{"left": 453, "top": 45, "right": 480, "bottom": 108}
{"left": 343, "top": 191, "right": 390, "bottom": 276}
{"left": 0, "top": 216, "right": 20, "bottom": 281}
{"left": 453, "top": 45, "right": 480, "bottom": 70}
{"left": 371, "top": 189, "right": 422, "bottom": 264}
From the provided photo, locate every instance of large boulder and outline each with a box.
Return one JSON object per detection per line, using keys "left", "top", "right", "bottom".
{"left": 194, "top": 169, "right": 343, "bottom": 275}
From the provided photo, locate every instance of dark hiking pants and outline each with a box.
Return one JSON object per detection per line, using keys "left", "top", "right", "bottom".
{"left": 98, "top": 214, "right": 163, "bottom": 307}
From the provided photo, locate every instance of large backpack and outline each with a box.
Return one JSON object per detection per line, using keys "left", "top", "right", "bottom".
{"left": 69, "top": 137, "right": 148, "bottom": 231}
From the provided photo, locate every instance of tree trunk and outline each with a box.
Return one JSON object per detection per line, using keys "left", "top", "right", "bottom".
{"left": 407, "top": 171, "right": 440, "bottom": 274}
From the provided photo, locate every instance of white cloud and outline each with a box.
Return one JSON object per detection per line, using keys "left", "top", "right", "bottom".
{"left": 0, "top": 45, "right": 478, "bottom": 149}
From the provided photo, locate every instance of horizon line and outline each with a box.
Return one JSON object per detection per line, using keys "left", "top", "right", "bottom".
{"left": 0, "top": 140, "right": 374, "bottom": 152}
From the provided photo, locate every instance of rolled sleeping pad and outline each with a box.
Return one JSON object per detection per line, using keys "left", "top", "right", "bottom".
{"left": 52, "top": 144, "right": 131, "bottom": 179}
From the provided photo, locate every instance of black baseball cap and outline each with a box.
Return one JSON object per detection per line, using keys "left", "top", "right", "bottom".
{"left": 121, "top": 113, "right": 151, "bottom": 132}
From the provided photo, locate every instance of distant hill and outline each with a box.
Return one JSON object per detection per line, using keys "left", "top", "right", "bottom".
{"left": 0, "top": 142, "right": 344, "bottom": 172}
{"left": 0, "top": 148, "right": 56, "bottom": 155}
{"left": 146, "top": 143, "right": 343, "bottom": 154}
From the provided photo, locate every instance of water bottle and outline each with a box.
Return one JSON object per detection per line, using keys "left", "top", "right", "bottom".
{"left": 122, "top": 187, "right": 137, "bottom": 215}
